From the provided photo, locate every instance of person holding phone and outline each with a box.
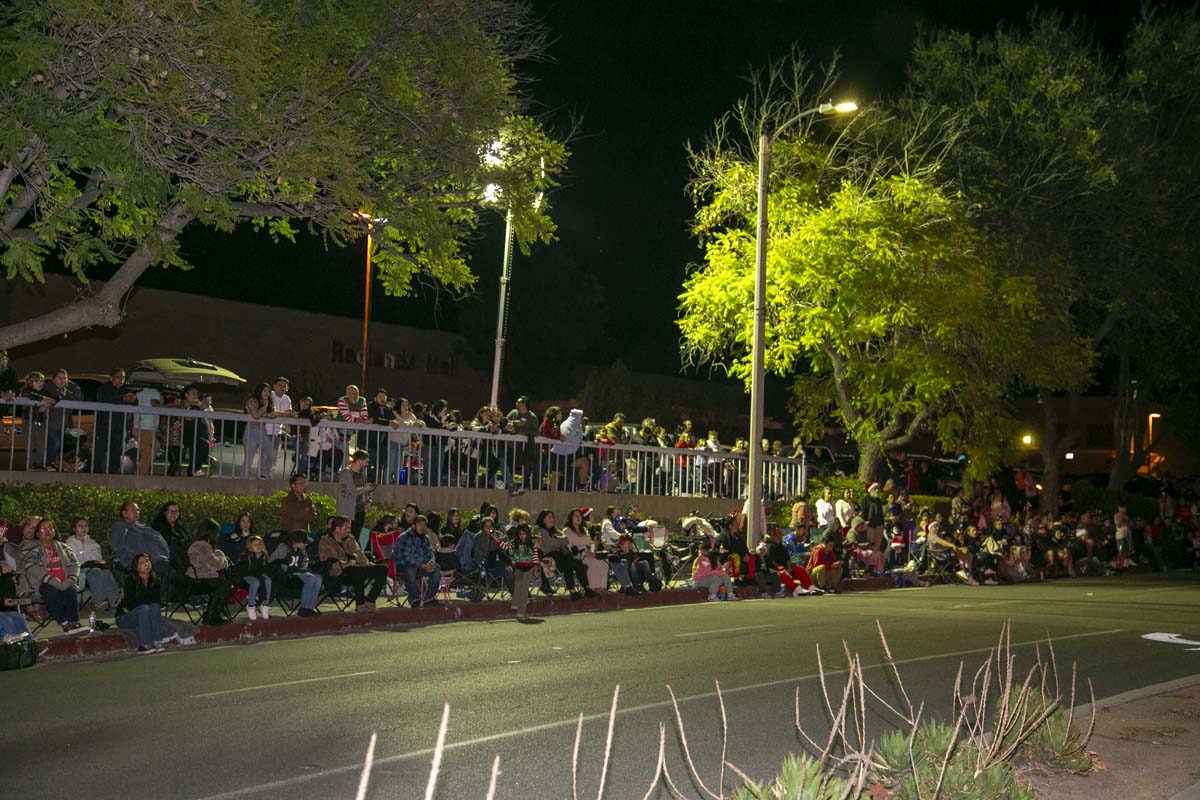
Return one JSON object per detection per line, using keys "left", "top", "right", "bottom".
{"left": 336, "top": 450, "right": 376, "bottom": 536}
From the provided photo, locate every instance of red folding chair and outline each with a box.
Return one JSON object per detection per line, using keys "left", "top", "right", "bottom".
{"left": 369, "top": 530, "right": 401, "bottom": 602}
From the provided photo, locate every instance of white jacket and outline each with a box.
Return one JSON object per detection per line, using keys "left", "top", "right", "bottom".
{"left": 552, "top": 409, "right": 584, "bottom": 455}
{"left": 66, "top": 534, "right": 104, "bottom": 565}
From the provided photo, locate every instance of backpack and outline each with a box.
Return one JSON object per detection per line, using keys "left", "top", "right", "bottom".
{"left": 0, "top": 633, "right": 38, "bottom": 670}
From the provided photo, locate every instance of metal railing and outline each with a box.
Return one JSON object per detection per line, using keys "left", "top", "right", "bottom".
{"left": 0, "top": 398, "right": 807, "bottom": 499}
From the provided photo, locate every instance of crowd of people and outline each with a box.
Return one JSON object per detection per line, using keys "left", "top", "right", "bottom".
{"left": 1, "top": 355, "right": 808, "bottom": 497}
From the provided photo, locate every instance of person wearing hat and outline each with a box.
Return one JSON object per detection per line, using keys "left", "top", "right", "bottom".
{"left": 861, "top": 482, "right": 886, "bottom": 551}
{"left": 336, "top": 450, "right": 375, "bottom": 535}
{"left": 847, "top": 514, "right": 885, "bottom": 576}
{"left": 268, "top": 529, "right": 323, "bottom": 617}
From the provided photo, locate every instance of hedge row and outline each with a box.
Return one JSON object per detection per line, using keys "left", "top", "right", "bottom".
{"left": 0, "top": 482, "right": 412, "bottom": 548}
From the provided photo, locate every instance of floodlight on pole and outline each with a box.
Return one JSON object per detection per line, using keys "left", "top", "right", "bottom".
{"left": 352, "top": 210, "right": 387, "bottom": 393}
{"left": 747, "top": 98, "right": 857, "bottom": 547}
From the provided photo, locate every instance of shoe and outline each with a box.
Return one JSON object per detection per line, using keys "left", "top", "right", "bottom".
{"left": 364, "top": 602, "right": 376, "bottom": 611}
{"left": 583, "top": 588, "right": 599, "bottom": 598}
{"left": 727, "top": 592, "right": 741, "bottom": 601}
{"left": 178, "top": 636, "right": 197, "bottom": 646}
{"left": 984, "top": 578, "right": 998, "bottom": 585}
{"left": 62, "top": 622, "right": 90, "bottom": 635}
{"left": 137, "top": 645, "right": 157, "bottom": 654}
{"left": 298, "top": 608, "right": 319, "bottom": 617}
{"left": 707, "top": 593, "right": 720, "bottom": 601}
{"left": 356, "top": 604, "right": 371, "bottom": 613}
{"left": 955, "top": 569, "right": 970, "bottom": 583}
{"left": 793, "top": 586, "right": 808, "bottom": 596}
{"left": 775, "top": 589, "right": 788, "bottom": 597}
{"left": 247, "top": 606, "right": 258, "bottom": 621}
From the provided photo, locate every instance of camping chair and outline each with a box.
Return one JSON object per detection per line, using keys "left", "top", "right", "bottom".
{"left": 924, "top": 547, "right": 960, "bottom": 585}
{"left": 369, "top": 529, "right": 401, "bottom": 603}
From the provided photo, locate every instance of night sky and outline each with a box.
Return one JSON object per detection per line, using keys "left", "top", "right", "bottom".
{"left": 146, "top": 0, "right": 1162, "bottom": 390}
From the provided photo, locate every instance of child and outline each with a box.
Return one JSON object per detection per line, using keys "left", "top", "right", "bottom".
{"left": 691, "top": 543, "right": 738, "bottom": 601}
{"left": 506, "top": 523, "right": 540, "bottom": 619}
{"left": 269, "top": 531, "right": 323, "bottom": 617}
{"left": 237, "top": 535, "right": 272, "bottom": 620}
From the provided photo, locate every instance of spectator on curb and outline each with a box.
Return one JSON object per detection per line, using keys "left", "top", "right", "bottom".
{"left": 279, "top": 474, "right": 317, "bottom": 534}
{"left": 752, "top": 539, "right": 784, "bottom": 597}
{"left": 815, "top": 487, "right": 837, "bottom": 533}
{"left": 4, "top": 517, "right": 37, "bottom": 573}
{"left": 392, "top": 515, "right": 440, "bottom": 607}
{"left": 21, "top": 519, "right": 89, "bottom": 634}
{"left": 109, "top": 501, "right": 172, "bottom": 581}
{"left": 65, "top": 516, "right": 119, "bottom": 611}
{"left": 861, "top": 483, "right": 886, "bottom": 551}
{"left": 0, "top": 560, "right": 31, "bottom": 638}
{"left": 116, "top": 553, "right": 166, "bottom": 653}
{"left": 336, "top": 450, "right": 375, "bottom": 534}
{"left": 221, "top": 512, "right": 256, "bottom": 562}
{"left": 318, "top": 515, "right": 386, "bottom": 612}
{"left": 237, "top": 535, "right": 272, "bottom": 620}
{"left": 473, "top": 516, "right": 515, "bottom": 594}
{"left": 441, "top": 508, "right": 464, "bottom": 543}
{"left": 188, "top": 519, "right": 234, "bottom": 626}
{"left": 691, "top": 543, "right": 737, "bottom": 601}
{"left": 767, "top": 527, "right": 818, "bottom": 595}
{"left": 835, "top": 488, "right": 856, "bottom": 531}
{"left": 806, "top": 536, "right": 843, "bottom": 593}
{"left": 613, "top": 535, "right": 653, "bottom": 593}
{"left": 564, "top": 508, "right": 604, "bottom": 597}
{"left": 268, "top": 530, "right": 323, "bottom": 617}
{"left": 150, "top": 501, "right": 191, "bottom": 572}
{"left": 507, "top": 523, "right": 539, "bottom": 619}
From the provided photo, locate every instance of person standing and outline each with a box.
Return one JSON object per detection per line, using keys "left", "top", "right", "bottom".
{"left": 94, "top": 368, "right": 136, "bottom": 474}
{"left": 507, "top": 523, "right": 539, "bottom": 618}
{"left": 178, "top": 384, "right": 212, "bottom": 477}
{"left": 366, "top": 389, "right": 394, "bottom": 483}
{"left": 43, "top": 368, "right": 83, "bottom": 469}
{"left": 243, "top": 382, "right": 275, "bottom": 478}
{"left": 506, "top": 395, "right": 539, "bottom": 494}
{"left": 861, "top": 482, "right": 886, "bottom": 551}
{"left": 336, "top": 450, "right": 375, "bottom": 535}
{"left": 132, "top": 381, "right": 166, "bottom": 475}
{"left": 279, "top": 474, "right": 317, "bottom": 534}
{"left": 264, "top": 377, "right": 294, "bottom": 479}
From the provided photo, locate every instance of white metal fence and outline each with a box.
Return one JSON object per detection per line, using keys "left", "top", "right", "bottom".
{"left": 0, "top": 398, "right": 807, "bottom": 499}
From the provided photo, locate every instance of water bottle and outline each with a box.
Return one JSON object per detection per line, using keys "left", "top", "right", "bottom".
{"left": 88, "top": 610, "right": 96, "bottom": 629}
{"left": 717, "top": 585, "right": 727, "bottom": 601}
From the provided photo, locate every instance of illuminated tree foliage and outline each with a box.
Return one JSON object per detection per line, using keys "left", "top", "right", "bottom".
{"left": 0, "top": 0, "right": 566, "bottom": 348}
{"left": 679, "top": 59, "right": 1088, "bottom": 481}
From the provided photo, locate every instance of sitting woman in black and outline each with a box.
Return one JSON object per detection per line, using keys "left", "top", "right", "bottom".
{"left": 116, "top": 553, "right": 165, "bottom": 653}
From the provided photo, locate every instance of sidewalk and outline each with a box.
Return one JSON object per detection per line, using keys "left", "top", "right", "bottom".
{"left": 39, "top": 576, "right": 895, "bottom": 661}
{"left": 1028, "top": 676, "right": 1200, "bottom": 800}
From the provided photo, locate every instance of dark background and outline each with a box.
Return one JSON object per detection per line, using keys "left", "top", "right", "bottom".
{"left": 138, "top": 0, "right": 1161, "bottom": 397}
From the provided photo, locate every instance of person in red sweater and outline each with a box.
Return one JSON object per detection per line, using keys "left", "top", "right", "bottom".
{"left": 806, "top": 537, "right": 843, "bottom": 593}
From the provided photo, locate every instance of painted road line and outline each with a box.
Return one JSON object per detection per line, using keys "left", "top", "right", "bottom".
{"left": 674, "top": 624, "right": 777, "bottom": 637}
{"left": 191, "top": 671, "right": 378, "bottom": 699}
{"left": 948, "top": 600, "right": 1018, "bottom": 609}
{"left": 187, "top": 628, "right": 1126, "bottom": 800}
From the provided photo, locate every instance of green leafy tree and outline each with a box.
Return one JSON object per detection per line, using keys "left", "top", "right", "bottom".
{"left": 679, "top": 58, "right": 1088, "bottom": 482}
{"left": 0, "top": 0, "right": 566, "bottom": 349}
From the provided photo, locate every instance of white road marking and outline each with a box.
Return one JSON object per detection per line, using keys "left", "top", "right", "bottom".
{"left": 187, "top": 627, "right": 1126, "bottom": 800}
{"left": 674, "top": 624, "right": 777, "bottom": 637}
{"left": 190, "top": 671, "right": 378, "bottom": 698}
{"left": 948, "top": 600, "right": 1017, "bottom": 609}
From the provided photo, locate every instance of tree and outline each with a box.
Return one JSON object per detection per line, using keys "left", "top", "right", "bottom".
{"left": 679, "top": 57, "right": 1088, "bottom": 482}
{"left": 905, "top": 8, "right": 1200, "bottom": 500}
{"left": 0, "top": 0, "right": 566, "bottom": 349}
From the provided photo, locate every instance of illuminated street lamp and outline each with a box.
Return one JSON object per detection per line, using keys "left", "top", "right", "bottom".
{"left": 483, "top": 142, "right": 544, "bottom": 409}
{"left": 1149, "top": 412, "right": 1161, "bottom": 451}
{"left": 352, "top": 210, "right": 387, "bottom": 393}
{"left": 747, "top": 99, "right": 857, "bottom": 545}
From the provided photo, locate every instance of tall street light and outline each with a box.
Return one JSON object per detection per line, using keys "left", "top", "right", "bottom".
{"left": 483, "top": 142, "right": 543, "bottom": 410}
{"left": 747, "top": 100, "right": 857, "bottom": 546}
{"left": 352, "top": 210, "right": 387, "bottom": 393}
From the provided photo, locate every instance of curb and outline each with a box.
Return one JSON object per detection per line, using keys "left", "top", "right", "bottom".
{"left": 1071, "top": 673, "right": 1200, "bottom": 719}
{"left": 40, "top": 576, "right": 894, "bottom": 662}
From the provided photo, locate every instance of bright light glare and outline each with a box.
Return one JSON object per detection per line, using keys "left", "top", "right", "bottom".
{"left": 1149, "top": 412, "right": 1162, "bottom": 419}
{"left": 484, "top": 183, "right": 500, "bottom": 203}
{"left": 1065, "top": 452, "right": 1075, "bottom": 460}
{"left": 834, "top": 101, "right": 858, "bottom": 113}
{"left": 483, "top": 141, "right": 504, "bottom": 167}
{"left": 1021, "top": 434, "right": 1033, "bottom": 445}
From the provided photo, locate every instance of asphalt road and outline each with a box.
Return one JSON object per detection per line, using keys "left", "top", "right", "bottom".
{"left": 3, "top": 574, "right": 1198, "bottom": 800}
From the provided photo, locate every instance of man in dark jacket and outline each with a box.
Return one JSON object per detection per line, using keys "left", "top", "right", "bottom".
{"left": 860, "top": 482, "right": 886, "bottom": 551}
{"left": 94, "top": 368, "right": 137, "bottom": 474}
{"left": 506, "top": 395, "right": 539, "bottom": 494}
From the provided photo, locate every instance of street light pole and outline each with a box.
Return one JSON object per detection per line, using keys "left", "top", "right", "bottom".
{"left": 489, "top": 207, "right": 515, "bottom": 409}
{"left": 353, "top": 211, "right": 387, "bottom": 393}
{"left": 746, "top": 101, "right": 857, "bottom": 547}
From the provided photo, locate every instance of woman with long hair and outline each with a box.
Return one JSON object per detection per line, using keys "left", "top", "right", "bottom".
{"left": 563, "top": 508, "right": 604, "bottom": 597}
{"left": 188, "top": 519, "right": 234, "bottom": 625}
{"left": 243, "top": 382, "right": 275, "bottom": 478}
{"left": 116, "top": 553, "right": 165, "bottom": 653}
{"left": 20, "top": 518, "right": 89, "bottom": 633}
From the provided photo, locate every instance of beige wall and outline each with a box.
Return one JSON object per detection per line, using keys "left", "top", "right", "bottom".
{"left": 2, "top": 275, "right": 489, "bottom": 409}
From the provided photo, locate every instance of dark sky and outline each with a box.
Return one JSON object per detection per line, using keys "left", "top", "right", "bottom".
{"left": 155, "top": 0, "right": 1160, "bottom": 384}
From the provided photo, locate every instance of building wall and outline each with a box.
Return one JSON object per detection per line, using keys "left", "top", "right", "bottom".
{"left": 2, "top": 275, "right": 489, "bottom": 409}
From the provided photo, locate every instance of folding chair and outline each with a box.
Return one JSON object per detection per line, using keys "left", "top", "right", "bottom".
{"left": 369, "top": 530, "right": 401, "bottom": 603}
{"left": 318, "top": 574, "right": 357, "bottom": 612}
{"left": 924, "top": 549, "right": 960, "bottom": 585}
{"left": 18, "top": 596, "right": 54, "bottom": 636}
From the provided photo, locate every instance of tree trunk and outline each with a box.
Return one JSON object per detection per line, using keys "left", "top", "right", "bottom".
{"left": 857, "top": 439, "right": 884, "bottom": 484}
{"left": 0, "top": 204, "right": 193, "bottom": 350}
{"left": 1038, "top": 391, "right": 1082, "bottom": 517}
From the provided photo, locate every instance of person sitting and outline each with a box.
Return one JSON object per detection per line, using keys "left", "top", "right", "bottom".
{"left": 564, "top": 508, "right": 605, "bottom": 596}
{"left": 65, "top": 516, "right": 119, "bottom": 611}
{"left": 20, "top": 518, "right": 89, "bottom": 634}
{"left": 441, "top": 508, "right": 464, "bottom": 543}
{"left": 116, "top": 553, "right": 166, "bottom": 653}
{"left": 805, "top": 536, "right": 844, "bottom": 593}
{"left": 766, "top": 527, "right": 818, "bottom": 595}
{"left": 392, "top": 515, "right": 441, "bottom": 607}
{"left": 150, "top": 501, "right": 192, "bottom": 573}
{"left": 317, "top": 515, "right": 387, "bottom": 612}
{"left": 715, "top": 513, "right": 751, "bottom": 583}
{"left": 108, "top": 500, "right": 172, "bottom": 581}
{"left": 612, "top": 535, "right": 653, "bottom": 593}
{"left": 473, "top": 516, "right": 515, "bottom": 595}
{"left": 187, "top": 519, "right": 235, "bottom": 625}
{"left": 0, "top": 560, "right": 32, "bottom": 638}
{"left": 846, "top": 515, "right": 885, "bottom": 576}
{"left": 236, "top": 535, "right": 273, "bottom": 620}
{"left": 3, "top": 517, "right": 38, "bottom": 572}
{"left": 691, "top": 543, "right": 738, "bottom": 601}
{"left": 221, "top": 512, "right": 256, "bottom": 562}
{"left": 268, "top": 530, "right": 323, "bottom": 617}
{"left": 751, "top": 541, "right": 784, "bottom": 597}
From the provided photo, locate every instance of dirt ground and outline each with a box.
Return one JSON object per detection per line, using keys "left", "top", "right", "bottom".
{"left": 1027, "top": 679, "right": 1200, "bottom": 800}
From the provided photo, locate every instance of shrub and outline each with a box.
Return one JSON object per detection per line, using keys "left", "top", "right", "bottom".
{"left": 1069, "top": 479, "right": 1158, "bottom": 520}
{"left": 0, "top": 482, "right": 415, "bottom": 548}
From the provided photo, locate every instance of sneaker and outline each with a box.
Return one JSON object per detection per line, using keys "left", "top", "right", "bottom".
{"left": 259, "top": 605, "right": 271, "bottom": 620}
{"left": 707, "top": 593, "right": 720, "bottom": 601}
{"left": 956, "top": 569, "right": 971, "bottom": 583}
{"left": 178, "top": 636, "right": 197, "bottom": 646}
{"left": 793, "top": 586, "right": 809, "bottom": 597}
{"left": 356, "top": 604, "right": 371, "bottom": 613}
{"left": 62, "top": 622, "right": 90, "bottom": 635}
{"left": 983, "top": 578, "right": 999, "bottom": 586}
{"left": 297, "top": 608, "right": 319, "bottom": 618}
{"left": 775, "top": 589, "right": 788, "bottom": 597}
{"left": 137, "top": 645, "right": 156, "bottom": 654}
{"left": 247, "top": 606, "right": 257, "bottom": 621}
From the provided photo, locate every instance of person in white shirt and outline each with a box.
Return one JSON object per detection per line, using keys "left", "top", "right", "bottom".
{"left": 815, "top": 487, "right": 837, "bottom": 532}
{"left": 133, "top": 385, "right": 164, "bottom": 475}
{"left": 65, "top": 517, "right": 119, "bottom": 610}
{"left": 834, "top": 488, "right": 856, "bottom": 531}
{"left": 265, "top": 377, "right": 294, "bottom": 479}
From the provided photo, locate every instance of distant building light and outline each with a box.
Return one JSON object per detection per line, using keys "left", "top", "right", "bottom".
{"left": 1065, "top": 452, "right": 1075, "bottom": 460}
